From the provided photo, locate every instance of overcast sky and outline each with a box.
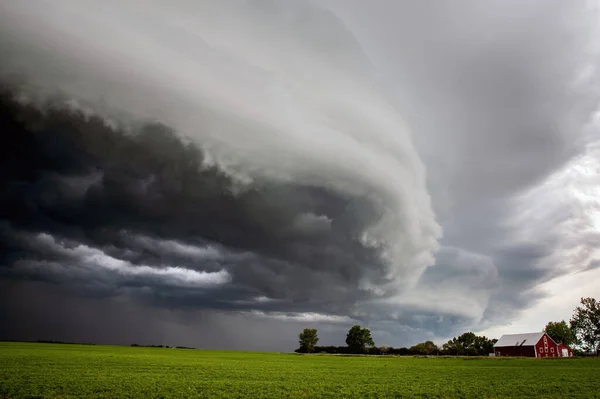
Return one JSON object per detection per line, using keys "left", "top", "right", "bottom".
{"left": 0, "top": 0, "right": 599, "bottom": 351}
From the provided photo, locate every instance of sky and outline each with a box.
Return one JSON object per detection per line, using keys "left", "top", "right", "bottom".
{"left": 0, "top": 0, "right": 599, "bottom": 351}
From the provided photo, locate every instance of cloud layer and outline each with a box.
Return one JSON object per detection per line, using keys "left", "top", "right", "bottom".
{"left": 0, "top": 0, "right": 599, "bottom": 348}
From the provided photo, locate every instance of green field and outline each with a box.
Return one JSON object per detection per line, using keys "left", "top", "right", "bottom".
{"left": 0, "top": 342, "right": 599, "bottom": 398}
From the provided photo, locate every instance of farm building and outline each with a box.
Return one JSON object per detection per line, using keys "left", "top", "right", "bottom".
{"left": 557, "top": 343, "right": 574, "bottom": 357}
{"left": 493, "top": 332, "right": 574, "bottom": 358}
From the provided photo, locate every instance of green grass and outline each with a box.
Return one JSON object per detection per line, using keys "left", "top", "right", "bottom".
{"left": 0, "top": 342, "right": 598, "bottom": 398}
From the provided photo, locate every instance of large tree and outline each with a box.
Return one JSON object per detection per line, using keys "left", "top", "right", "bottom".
{"left": 441, "top": 332, "right": 497, "bottom": 356}
{"left": 442, "top": 336, "right": 463, "bottom": 356}
{"left": 298, "top": 328, "right": 319, "bottom": 353}
{"left": 345, "top": 325, "right": 375, "bottom": 354}
{"left": 570, "top": 297, "right": 600, "bottom": 355}
{"left": 544, "top": 320, "right": 577, "bottom": 347}
{"left": 410, "top": 340, "right": 439, "bottom": 355}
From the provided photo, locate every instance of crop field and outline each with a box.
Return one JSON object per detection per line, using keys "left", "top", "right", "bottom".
{"left": 0, "top": 342, "right": 599, "bottom": 398}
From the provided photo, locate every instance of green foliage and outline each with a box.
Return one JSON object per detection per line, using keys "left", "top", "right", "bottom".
{"left": 345, "top": 325, "right": 375, "bottom": 354}
{"left": 570, "top": 297, "right": 600, "bottom": 354}
{"left": 1, "top": 342, "right": 600, "bottom": 398}
{"left": 297, "top": 328, "right": 319, "bottom": 353}
{"left": 409, "top": 341, "right": 439, "bottom": 355}
{"left": 544, "top": 320, "right": 577, "bottom": 346}
{"left": 441, "top": 332, "right": 497, "bottom": 356}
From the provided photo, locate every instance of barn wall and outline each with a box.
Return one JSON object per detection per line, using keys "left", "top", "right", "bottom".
{"left": 494, "top": 346, "right": 536, "bottom": 357}
{"left": 535, "top": 333, "right": 560, "bottom": 358}
{"left": 558, "top": 344, "right": 574, "bottom": 357}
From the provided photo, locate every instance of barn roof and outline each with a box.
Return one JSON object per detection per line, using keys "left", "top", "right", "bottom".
{"left": 494, "top": 332, "right": 544, "bottom": 347}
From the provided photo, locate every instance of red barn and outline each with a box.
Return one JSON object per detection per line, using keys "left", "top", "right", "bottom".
{"left": 494, "top": 332, "right": 574, "bottom": 358}
{"left": 557, "top": 343, "right": 574, "bottom": 358}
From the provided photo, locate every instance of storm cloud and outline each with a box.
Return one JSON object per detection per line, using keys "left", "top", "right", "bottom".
{"left": 0, "top": 87, "right": 419, "bottom": 315}
{"left": 1, "top": 0, "right": 599, "bottom": 349}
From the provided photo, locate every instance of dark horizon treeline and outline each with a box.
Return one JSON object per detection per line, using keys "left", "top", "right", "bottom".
{"left": 296, "top": 331, "right": 498, "bottom": 356}
{"left": 0, "top": 339, "right": 196, "bottom": 350}
{"left": 35, "top": 340, "right": 96, "bottom": 346}
{"left": 130, "top": 344, "right": 196, "bottom": 350}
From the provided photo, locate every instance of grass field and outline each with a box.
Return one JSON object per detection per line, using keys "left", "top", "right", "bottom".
{"left": 0, "top": 342, "right": 599, "bottom": 398}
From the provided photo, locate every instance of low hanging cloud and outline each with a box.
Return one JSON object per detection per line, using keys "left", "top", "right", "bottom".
{"left": 1, "top": 0, "right": 599, "bottom": 349}
{"left": 0, "top": 0, "right": 441, "bottom": 328}
{"left": 0, "top": 93, "right": 405, "bottom": 313}
{"left": 0, "top": 0, "right": 441, "bottom": 278}
{"left": 11, "top": 233, "right": 232, "bottom": 289}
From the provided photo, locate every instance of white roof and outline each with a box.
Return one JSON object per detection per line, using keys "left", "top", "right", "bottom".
{"left": 494, "top": 332, "right": 544, "bottom": 347}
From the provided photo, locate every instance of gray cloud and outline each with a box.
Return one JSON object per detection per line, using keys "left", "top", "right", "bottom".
{"left": 321, "top": 0, "right": 600, "bottom": 329}
{"left": 0, "top": 0, "right": 599, "bottom": 349}
{"left": 0, "top": 91, "right": 399, "bottom": 316}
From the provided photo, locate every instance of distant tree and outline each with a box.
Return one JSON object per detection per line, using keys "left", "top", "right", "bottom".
{"left": 442, "top": 332, "right": 476, "bottom": 356}
{"left": 473, "top": 335, "right": 497, "bottom": 355}
{"left": 544, "top": 320, "right": 577, "bottom": 347}
{"left": 409, "top": 343, "right": 427, "bottom": 355}
{"left": 379, "top": 345, "right": 391, "bottom": 355}
{"left": 410, "top": 341, "right": 439, "bottom": 356}
{"left": 298, "top": 328, "right": 319, "bottom": 353}
{"left": 457, "top": 332, "right": 477, "bottom": 349}
{"left": 571, "top": 347, "right": 585, "bottom": 357}
{"left": 570, "top": 297, "right": 600, "bottom": 355}
{"left": 345, "top": 325, "right": 375, "bottom": 353}
{"left": 442, "top": 337, "right": 461, "bottom": 356}
{"left": 441, "top": 333, "right": 497, "bottom": 356}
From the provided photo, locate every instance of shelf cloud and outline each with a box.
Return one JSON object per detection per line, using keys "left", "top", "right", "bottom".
{"left": 0, "top": 0, "right": 598, "bottom": 349}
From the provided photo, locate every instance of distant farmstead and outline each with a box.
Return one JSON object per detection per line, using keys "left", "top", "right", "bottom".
{"left": 493, "top": 332, "right": 574, "bottom": 358}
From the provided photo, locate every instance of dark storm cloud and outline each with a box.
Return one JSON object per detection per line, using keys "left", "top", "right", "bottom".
{"left": 0, "top": 86, "right": 394, "bottom": 317}
{"left": 0, "top": 0, "right": 599, "bottom": 349}
{"left": 0, "top": 0, "right": 447, "bottom": 348}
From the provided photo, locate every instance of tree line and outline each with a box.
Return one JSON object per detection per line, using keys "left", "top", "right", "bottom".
{"left": 297, "top": 297, "right": 600, "bottom": 356}
{"left": 130, "top": 344, "right": 196, "bottom": 350}
{"left": 296, "top": 326, "right": 497, "bottom": 356}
